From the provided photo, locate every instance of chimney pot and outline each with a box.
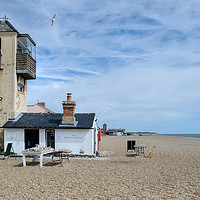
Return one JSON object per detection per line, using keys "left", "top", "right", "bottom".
{"left": 37, "top": 101, "right": 45, "bottom": 107}
{"left": 67, "top": 93, "right": 72, "bottom": 101}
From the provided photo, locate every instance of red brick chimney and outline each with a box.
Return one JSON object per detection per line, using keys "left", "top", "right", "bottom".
{"left": 62, "top": 93, "right": 76, "bottom": 124}
{"left": 37, "top": 101, "right": 45, "bottom": 108}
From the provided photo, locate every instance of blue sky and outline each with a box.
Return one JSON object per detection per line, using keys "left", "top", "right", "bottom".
{"left": 1, "top": 0, "right": 200, "bottom": 133}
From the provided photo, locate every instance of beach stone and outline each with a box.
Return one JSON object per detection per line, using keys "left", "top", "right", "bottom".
{"left": 0, "top": 135, "right": 200, "bottom": 199}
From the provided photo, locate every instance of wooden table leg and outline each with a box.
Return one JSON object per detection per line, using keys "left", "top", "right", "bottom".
{"left": 50, "top": 155, "right": 54, "bottom": 163}
{"left": 135, "top": 147, "right": 138, "bottom": 156}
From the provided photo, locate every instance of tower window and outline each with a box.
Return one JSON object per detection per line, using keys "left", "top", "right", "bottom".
{"left": 17, "top": 36, "right": 36, "bottom": 60}
{"left": 18, "top": 83, "right": 24, "bottom": 92}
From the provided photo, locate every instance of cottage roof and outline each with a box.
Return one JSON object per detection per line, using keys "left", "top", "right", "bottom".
{"left": 3, "top": 113, "right": 95, "bottom": 129}
{"left": 27, "top": 103, "right": 54, "bottom": 114}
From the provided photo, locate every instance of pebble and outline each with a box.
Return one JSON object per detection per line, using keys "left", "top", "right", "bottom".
{"left": 0, "top": 135, "right": 199, "bottom": 199}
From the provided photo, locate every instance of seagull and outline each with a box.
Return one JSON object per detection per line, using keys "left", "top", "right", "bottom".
{"left": 50, "top": 14, "right": 56, "bottom": 26}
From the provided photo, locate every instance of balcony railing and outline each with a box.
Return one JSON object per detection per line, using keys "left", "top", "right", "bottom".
{"left": 16, "top": 53, "right": 36, "bottom": 79}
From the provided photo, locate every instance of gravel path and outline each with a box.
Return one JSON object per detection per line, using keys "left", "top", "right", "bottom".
{"left": 0, "top": 135, "right": 199, "bottom": 199}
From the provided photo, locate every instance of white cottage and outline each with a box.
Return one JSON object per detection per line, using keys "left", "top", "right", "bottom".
{"left": 2, "top": 94, "right": 98, "bottom": 156}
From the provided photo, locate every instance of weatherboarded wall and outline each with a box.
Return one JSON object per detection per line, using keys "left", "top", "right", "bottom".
{"left": 55, "top": 129, "right": 95, "bottom": 155}
{"left": 4, "top": 128, "right": 97, "bottom": 155}
{"left": 4, "top": 128, "right": 24, "bottom": 154}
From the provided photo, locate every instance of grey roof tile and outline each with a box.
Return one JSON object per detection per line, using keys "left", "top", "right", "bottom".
{"left": 3, "top": 113, "right": 95, "bottom": 129}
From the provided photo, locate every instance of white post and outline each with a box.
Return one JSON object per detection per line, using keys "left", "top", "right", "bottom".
{"left": 22, "top": 155, "right": 26, "bottom": 167}
{"left": 40, "top": 154, "right": 43, "bottom": 167}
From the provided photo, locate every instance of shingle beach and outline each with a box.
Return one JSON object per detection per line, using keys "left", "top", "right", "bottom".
{"left": 0, "top": 135, "right": 200, "bottom": 200}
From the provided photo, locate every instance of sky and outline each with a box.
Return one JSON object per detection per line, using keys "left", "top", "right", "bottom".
{"left": 1, "top": 0, "right": 200, "bottom": 133}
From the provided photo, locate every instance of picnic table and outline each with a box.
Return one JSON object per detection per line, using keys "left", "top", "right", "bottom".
{"left": 47, "top": 150, "right": 72, "bottom": 164}
{"left": 21, "top": 148, "right": 54, "bottom": 167}
{"left": 134, "top": 144, "right": 147, "bottom": 156}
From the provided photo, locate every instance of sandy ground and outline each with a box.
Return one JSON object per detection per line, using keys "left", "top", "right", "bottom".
{"left": 0, "top": 135, "right": 200, "bottom": 200}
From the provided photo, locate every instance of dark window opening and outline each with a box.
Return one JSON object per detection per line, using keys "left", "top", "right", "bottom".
{"left": 25, "top": 129, "right": 39, "bottom": 149}
{"left": 17, "top": 83, "right": 24, "bottom": 92}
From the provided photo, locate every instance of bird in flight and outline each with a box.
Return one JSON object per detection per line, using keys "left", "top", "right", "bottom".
{"left": 50, "top": 14, "right": 56, "bottom": 26}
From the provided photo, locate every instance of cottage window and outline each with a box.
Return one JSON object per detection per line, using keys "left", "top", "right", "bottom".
{"left": 46, "top": 129, "right": 55, "bottom": 149}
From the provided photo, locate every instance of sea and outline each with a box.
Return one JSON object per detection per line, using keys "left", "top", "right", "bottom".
{"left": 161, "top": 134, "right": 200, "bottom": 139}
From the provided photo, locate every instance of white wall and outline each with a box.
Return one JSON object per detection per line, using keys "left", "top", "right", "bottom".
{"left": 55, "top": 129, "right": 95, "bottom": 155}
{"left": 4, "top": 128, "right": 46, "bottom": 155}
{"left": 93, "top": 120, "right": 98, "bottom": 153}
{"left": 4, "top": 128, "right": 24, "bottom": 155}
{"left": 117, "top": 132, "right": 123, "bottom": 136}
{"left": 4, "top": 128, "right": 97, "bottom": 156}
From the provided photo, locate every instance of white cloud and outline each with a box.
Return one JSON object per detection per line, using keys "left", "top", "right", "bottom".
{"left": 28, "top": 64, "right": 200, "bottom": 132}
{"left": 1, "top": 0, "right": 200, "bottom": 133}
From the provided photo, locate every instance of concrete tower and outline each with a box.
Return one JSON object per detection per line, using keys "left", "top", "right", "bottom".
{"left": 103, "top": 123, "right": 107, "bottom": 134}
{"left": 0, "top": 19, "right": 36, "bottom": 148}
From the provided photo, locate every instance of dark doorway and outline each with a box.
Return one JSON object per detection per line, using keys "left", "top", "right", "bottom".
{"left": 46, "top": 129, "right": 55, "bottom": 149}
{"left": 25, "top": 129, "right": 39, "bottom": 149}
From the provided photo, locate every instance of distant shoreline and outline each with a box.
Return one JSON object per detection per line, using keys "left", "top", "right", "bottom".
{"left": 158, "top": 133, "right": 200, "bottom": 139}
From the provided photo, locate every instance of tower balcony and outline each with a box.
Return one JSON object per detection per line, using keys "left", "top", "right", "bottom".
{"left": 16, "top": 53, "right": 36, "bottom": 79}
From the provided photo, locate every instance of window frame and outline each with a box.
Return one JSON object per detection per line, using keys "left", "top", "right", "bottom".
{"left": 17, "top": 83, "right": 24, "bottom": 92}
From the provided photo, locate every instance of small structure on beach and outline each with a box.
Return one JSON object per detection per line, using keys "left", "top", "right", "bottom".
{"left": 137, "top": 132, "right": 157, "bottom": 136}
{"left": 2, "top": 93, "right": 98, "bottom": 156}
{"left": 107, "top": 129, "right": 126, "bottom": 136}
